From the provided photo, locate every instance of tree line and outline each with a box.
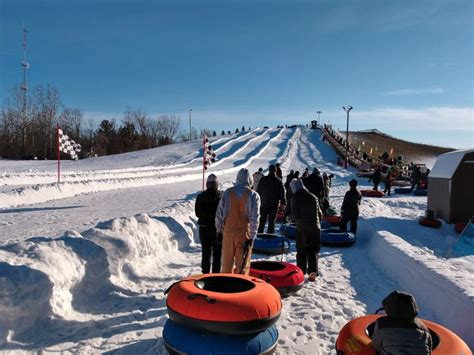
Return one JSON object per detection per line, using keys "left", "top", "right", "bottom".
{"left": 0, "top": 85, "right": 254, "bottom": 160}
{"left": 1, "top": 85, "right": 184, "bottom": 159}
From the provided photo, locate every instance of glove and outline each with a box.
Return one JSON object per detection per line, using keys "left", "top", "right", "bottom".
{"left": 244, "top": 238, "right": 254, "bottom": 248}
{"left": 216, "top": 232, "right": 223, "bottom": 243}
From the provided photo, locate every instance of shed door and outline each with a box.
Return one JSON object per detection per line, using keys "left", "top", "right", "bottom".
{"left": 451, "top": 153, "right": 474, "bottom": 223}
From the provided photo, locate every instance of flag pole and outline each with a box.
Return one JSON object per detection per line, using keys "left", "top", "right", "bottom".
{"left": 202, "top": 136, "right": 206, "bottom": 191}
{"left": 57, "top": 123, "right": 61, "bottom": 184}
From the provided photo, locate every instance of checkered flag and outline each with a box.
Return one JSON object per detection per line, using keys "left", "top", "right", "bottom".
{"left": 203, "top": 136, "right": 216, "bottom": 170}
{"left": 58, "top": 128, "right": 81, "bottom": 160}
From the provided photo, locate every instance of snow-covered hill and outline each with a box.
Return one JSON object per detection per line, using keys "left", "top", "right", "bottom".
{"left": 0, "top": 127, "right": 472, "bottom": 353}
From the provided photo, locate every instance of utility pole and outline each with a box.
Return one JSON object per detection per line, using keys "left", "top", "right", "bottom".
{"left": 343, "top": 106, "right": 353, "bottom": 169}
{"left": 188, "top": 108, "right": 192, "bottom": 141}
{"left": 21, "top": 26, "right": 30, "bottom": 155}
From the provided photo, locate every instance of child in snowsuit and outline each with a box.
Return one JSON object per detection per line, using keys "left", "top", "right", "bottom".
{"left": 369, "top": 167, "right": 382, "bottom": 191}
{"left": 215, "top": 168, "right": 260, "bottom": 275}
{"left": 195, "top": 174, "right": 222, "bottom": 273}
{"left": 372, "top": 290, "right": 432, "bottom": 354}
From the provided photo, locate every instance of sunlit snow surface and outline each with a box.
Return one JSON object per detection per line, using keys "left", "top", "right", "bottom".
{"left": 0, "top": 127, "right": 472, "bottom": 353}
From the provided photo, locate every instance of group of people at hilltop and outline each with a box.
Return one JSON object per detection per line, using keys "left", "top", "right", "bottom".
{"left": 195, "top": 163, "right": 361, "bottom": 282}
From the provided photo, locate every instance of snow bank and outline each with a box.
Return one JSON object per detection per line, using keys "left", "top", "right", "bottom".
{"left": 0, "top": 201, "right": 199, "bottom": 345}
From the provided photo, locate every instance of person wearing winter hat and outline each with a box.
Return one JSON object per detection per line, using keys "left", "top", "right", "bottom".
{"left": 215, "top": 168, "right": 261, "bottom": 275}
{"left": 290, "top": 178, "right": 322, "bottom": 281}
{"left": 340, "top": 179, "right": 362, "bottom": 234}
{"left": 195, "top": 174, "right": 222, "bottom": 274}
{"left": 257, "top": 164, "right": 286, "bottom": 234}
{"left": 252, "top": 167, "right": 264, "bottom": 191}
{"left": 372, "top": 291, "right": 432, "bottom": 354}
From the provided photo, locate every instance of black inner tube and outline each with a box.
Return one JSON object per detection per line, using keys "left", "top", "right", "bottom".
{"left": 365, "top": 322, "right": 440, "bottom": 349}
{"left": 195, "top": 276, "right": 255, "bottom": 293}
{"left": 251, "top": 261, "right": 286, "bottom": 271}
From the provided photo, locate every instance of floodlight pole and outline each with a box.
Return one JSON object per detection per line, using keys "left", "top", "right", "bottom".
{"left": 343, "top": 106, "right": 353, "bottom": 169}
{"left": 188, "top": 109, "right": 192, "bottom": 141}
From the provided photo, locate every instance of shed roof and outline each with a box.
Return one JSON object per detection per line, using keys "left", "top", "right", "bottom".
{"left": 429, "top": 149, "right": 474, "bottom": 179}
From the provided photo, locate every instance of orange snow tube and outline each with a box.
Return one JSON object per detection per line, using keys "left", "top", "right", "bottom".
{"left": 360, "top": 190, "right": 384, "bottom": 198}
{"left": 165, "top": 273, "right": 282, "bottom": 335}
{"left": 335, "top": 315, "right": 471, "bottom": 355}
{"left": 418, "top": 217, "right": 442, "bottom": 228}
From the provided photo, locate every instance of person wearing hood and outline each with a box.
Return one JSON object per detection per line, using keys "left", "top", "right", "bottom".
{"left": 290, "top": 178, "right": 322, "bottom": 281}
{"left": 252, "top": 167, "right": 264, "bottom": 191}
{"left": 372, "top": 291, "right": 432, "bottom": 354}
{"left": 257, "top": 164, "right": 286, "bottom": 234}
{"left": 195, "top": 174, "right": 222, "bottom": 274}
{"left": 215, "top": 168, "right": 261, "bottom": 275}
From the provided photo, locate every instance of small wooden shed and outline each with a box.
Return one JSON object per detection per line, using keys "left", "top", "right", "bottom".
{"left": 427, "top": 149, "right": 474, "bottom": 223}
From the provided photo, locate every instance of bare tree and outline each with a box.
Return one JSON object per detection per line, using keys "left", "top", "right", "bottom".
{"left": 60, "top": 107, "right": 83, "bottom": 140}
{"left": 157, "top": 115, "right": 181, "bottom": 143}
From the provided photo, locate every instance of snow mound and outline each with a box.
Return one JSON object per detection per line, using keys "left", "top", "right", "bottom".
{"left": 0, "top": 202, "right": 198, "bottom": 345}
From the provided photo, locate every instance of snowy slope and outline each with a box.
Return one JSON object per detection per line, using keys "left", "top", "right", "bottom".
{"left": 0, "top": 127, "right": 472, "bottom": 353}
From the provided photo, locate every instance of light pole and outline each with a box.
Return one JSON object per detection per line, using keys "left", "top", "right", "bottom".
{"left": 343, "top": 106, "right": 353, "bottom": 169}
{"left": 316, "top": 110, "right": 322, "bottom": 125}
{"left": 188, "top": 108, "right": 192, "bottom": 141}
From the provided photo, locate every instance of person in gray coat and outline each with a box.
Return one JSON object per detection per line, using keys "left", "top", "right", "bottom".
{"left": 290, "top": 179, "right": 322, "bottom": 281}
{"left": 372, "top": 290, "right": 432, "bottom": 354}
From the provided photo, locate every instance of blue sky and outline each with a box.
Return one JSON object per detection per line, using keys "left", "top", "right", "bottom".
{"left": 1, "top": 0, "right": 472, "bottom": 148}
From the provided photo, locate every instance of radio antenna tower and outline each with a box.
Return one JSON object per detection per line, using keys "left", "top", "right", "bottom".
{"left": 20, "top": 25, "right": 30, "bottom": 154}
{"left": 21, "top": 26, "right": 30, "bottom": 115}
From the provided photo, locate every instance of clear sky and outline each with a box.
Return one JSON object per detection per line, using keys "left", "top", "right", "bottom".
{"left": 1, "top": 0, "right": 473, "bottom": 148}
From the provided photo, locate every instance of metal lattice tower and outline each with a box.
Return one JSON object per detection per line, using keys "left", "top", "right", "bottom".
{"left": 21, "top": 27, "right": 30, "bottom": 116}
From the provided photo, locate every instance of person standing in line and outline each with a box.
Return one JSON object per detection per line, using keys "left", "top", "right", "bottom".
{"left": 195, "top": 174, "right": 222, "bottom": 274}
{"left": 383, "top": 169, "right": 393, "bottom": 196}
{"left": 275, "top": 163, "right": 283, "bottom": 179}
{"left": 302, "top": 168, "right": 309, "bottom": 178}
{"left": 290, "top": 179, "right": 322, "bottom": 281}
{"left": 340, "top": 179, "right": 362, "bottom": 234}
{"left": 216, "top": 168, "right": 260, "bottom": 275}
{"left": 369, "top": 166, "right": 382, "bottom": 191}
{"left": 302, "top": 167, "right": 324, "bottom": 205}
{"left": 284, "top": 170, "right": 295, "bottom": 190}
{"left": 257, "top": 164, "right": 286, "bottom": 234}
{"left": 252, "top": 167, "right": 264, "bottom": 191}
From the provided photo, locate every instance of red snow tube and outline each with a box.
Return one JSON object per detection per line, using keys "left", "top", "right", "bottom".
{"left": 250, "top": 261, "right": 304, "bottom": 296}
{"left": 165, "top": 273, "right": 282, "bottom": 335}
{"left": 323, "top": 215, "right": 342, "bottom": 225}
{"left": 360, "top": 190, "right": 384, "bottom": 198}
{"left": 276, "top": 210, "right": 285, "bottom": 222}
{"left": 455, "top": 222, "right": 467, "bottom": 234}
{"left": 418, "top": 217, "right": 442, "bottom": 229}
{"left": 335, "top": 315, "right": 471, "bottom": 355}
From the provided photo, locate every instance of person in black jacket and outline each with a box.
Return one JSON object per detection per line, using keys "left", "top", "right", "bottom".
{"left": 290, "top": 178, "right": 322, "bottom": 281}
{"left": 257, "top": 164, "right": 286, "bottom": 233}
{"left": 302, "top": 167, "right": 324, "bottom": 204}
{"left": 372, "top": 291, "right": 432, "bottom": 354}
{"left": 369, "top": 166, "right": 382, "bottom": 191}
{"left": 340, "top": 179, "right": 362, "bottom": 234}
{"left": 195, "top": 174, "right": 222, "bottom": 273}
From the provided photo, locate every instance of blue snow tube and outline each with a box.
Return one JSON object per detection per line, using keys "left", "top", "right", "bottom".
{"left": 279, "top": 224, "right": 297, "bottom": 240}
{"left": 253, "top": 233, "right": 290, "bottom": 255}
{"left": 413, "top": 188, "right": 428, "bottom": 196}
{"left": 321, "top": 228, "right": 356, "bottom": 247}
{"left": 163, "top": 319, "right": 279, "bottom": 355}
{"left": 394, "top": 187, "right": 413, "bottom": 194}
